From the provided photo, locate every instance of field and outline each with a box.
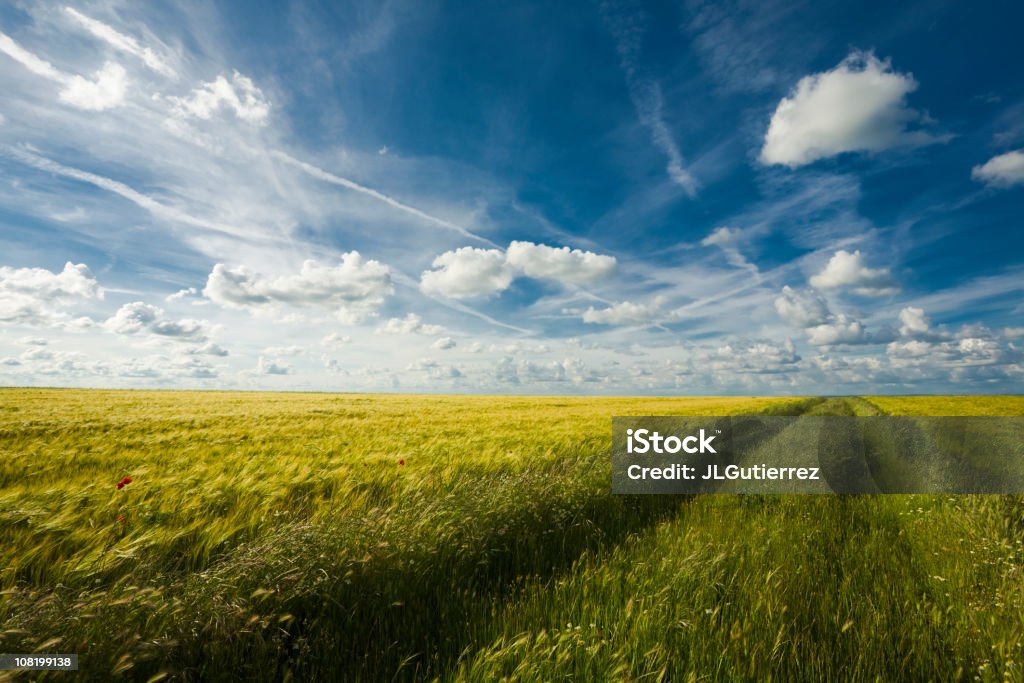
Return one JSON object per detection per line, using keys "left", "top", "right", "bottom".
{"left": 1, "top": 390, "right": 1023, "bottom": 681}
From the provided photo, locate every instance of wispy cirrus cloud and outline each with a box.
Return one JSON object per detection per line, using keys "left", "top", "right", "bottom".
{"left": 63, "top": 6, "right": 176, "bottom": 78}
{"left": 600, "top": 0, "right": 699, "bottom": 195}
{"left": 0, "top": 31, "right": 127, "bottom": 110}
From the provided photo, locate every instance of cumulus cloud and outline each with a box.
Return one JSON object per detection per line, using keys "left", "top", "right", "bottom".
{"left": 263, "top": 345, "right": 304, "bottom": 356}
{"left": 169, "top": 71, "right": 270, "bottom": 124}
{"left": 407, "top": 358, "right": 462, "bottom": 379}
{"left": 60, "top": 61, "right": 128, "bottom": 111}
{"left": 774, "top": 285, "right": 893, "bottom": 347}
{"left": 581, "top": 297, "right": 666, "bottom": 325}
{"left": 504, "top": 241, "right": 616, "bottom": 283}
{"left": 898, "top": 306, "right": 930, "bottom": 337}
{"left": 774, "top": 286, "right": 830, "bottom": 328}
{"left": 887, "top": 335, "right": 1009, "bottom": 371}
{"left": 886, "top": 339, "right": 933, "bottom": 359}
{"left": 376, "top": 313, "right": 445, "bottom": 335}
{"left": 493, "top": 355, "right": 607, "bottom": 385}
{"left": 487, "top": 342, "right": 551, "bottom": 355}
{"left": 431, "top": 336, "right": 456, "bottom": 350}
{"left": 420, "top": 241, "right": 616, "bottom": 299}
{"left": 809, "top": 250, "right": 898, "bottom": 296}
{"left": 760, "top": 51, "right": 940, "bottom": 167}
{"left": 104, "top": 301, "right": 211, "bottom": 342}
{"left": 166, "top": 287, "right": 197, "bottom": 302}
{"left": 709, "top": 339, "right": 801, "bottom": 375}
{"left": 256, "top": 357, "right": 291, "bottom": 375}
{"left": 972, "top": 150, "right": 1024, "bottom": 188}
{"left": 321, "top": 333, "right": 352, "bottom": 347}
{"left": 0, "top": 261, "right": 102, "bottom": 327}
{"left": 183, "top": 342, "right": 228, "bottom": 357}
{"left": 204, "top": 252, "right": 392, "bottom": 322}
{"left": 420, "top": 247, "right": 514, "bottom": 299}
{"left": 805, "top": 314, "right": 869, "bottom": 346}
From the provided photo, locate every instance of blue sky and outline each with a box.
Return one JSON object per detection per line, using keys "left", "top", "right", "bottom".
{"left": 0, "top": 0, "right": 1022, "bottom": 394}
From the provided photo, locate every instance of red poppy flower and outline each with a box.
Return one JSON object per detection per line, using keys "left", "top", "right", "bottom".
{"left": 116, "top": 476, "right": 133, "bottom": 490}
{"left": 117, "top": 514, "right": 126, "bottom": 524}
{"left": 398, "top": 459, "right": 405, "bottom": 466}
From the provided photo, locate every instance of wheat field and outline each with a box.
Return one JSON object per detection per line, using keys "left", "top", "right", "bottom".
{"left": 1, "top": 390, "right": 1023, "bottom": 681}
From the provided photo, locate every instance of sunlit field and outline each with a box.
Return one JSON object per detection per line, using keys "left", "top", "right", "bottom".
{"left": 2, "top": 390, "right": 1023, "bottom": 681}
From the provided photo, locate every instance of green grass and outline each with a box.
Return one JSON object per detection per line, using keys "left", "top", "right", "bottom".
{"left": 0, "top": 390, "right": 1022, "bottom": 681}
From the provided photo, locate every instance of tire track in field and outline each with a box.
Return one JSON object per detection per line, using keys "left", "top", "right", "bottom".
{"left": 256, "top": 398, "right": 829, "bottom": 681}
{"left": 299, "top": 398, "right": 828, "bottom": 680}
{"left": 764, "top": 398, "right": 967, "bottom": 679}
{"left": 442, "top": 397, "right": 970, "bottom": 681}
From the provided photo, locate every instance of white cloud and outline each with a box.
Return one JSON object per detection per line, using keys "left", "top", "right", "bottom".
{"left": 183, "top": 342, "right": 228, "bottom": 357}
{"left": 431, "top": 336, "right": 456, "bottom": 350}
{"left": 887, "top": 335, "right": 1008, "bottom": 370}
{"left": 421, "top": 241, "right": 617, "bottom": 299}
{"left": 708, "top": 339, "right": 801, "bottom": 375}
{"left": 700, "top": 226, "right": 740, "bottom": 247}
{"left": 0, "top": 32, "right": 64, "bottom": 81}
{"left": 169, "top": 71, "right": 270, "bottom": 124}
{"left": 504, "top": 241, "right": 616, "bottom": 284}
{"left": 0, "top": 262, "right": 101, "bottom": 302}
{"left": 321, "top": 333, "right": 352, "bottom": 347}
{"left": 256, "top": 356, "right": 291, "bottom": 375}
{"left": 0, "top": 32, "right": 126, "bottom": 110}
{"left": 972, "top": 150, "right": 1024, "bottom": 188}
{"left": 701, "top": 226, "right": 758, "bottom": 273}
{"left": 774, "top": 285, "right": 893, "bottom": 346}
{"left": 5, "top": 147, "right": 253, "bottom": 239}
{"left": 20, "top": 347, "right": 54, "bottom": 362}
{"left": 487, "top": 342, "right": 550, "bottom": 355}
{"left": 493, "top": 355, "right": 608, "bottom": 385}
{"left": 600, "top": 4, "right": 698, "bottom": 195}
{"left": 407, "top": 358, "right": 462, "bottom": 379}
{"left": 420, "top": 247, "right": 513, "bottom": 299}
{"left": 273, "top": 151, "right": 495, "bottom": 245}
{"left": 204, "top": 252, "right": 392, "bottom": 322}
{"left": 0, "top": 261, "right": 102, "bottom": 327}
{"left": 809, "top": 250, "right": 898, "bottom": 296}
{"left": 774, "top": 286, "right": 830, "bottom": 328}
{"left": 376, "top": 313, "right": 445, "bottom": 336}
{"left": 59, "top": 61, "right": 128, "bottom": 111}
{"left": 805, "top": 314, "right": 868, "bottom": 346}
{"left": 104, "top": 301, "right": 211, "bottom": 342}
{"left": 898, "top": 306, "right": 930, "bottom": 337}
{"left": 581, "top": 298, "right": 666, "bottom": 325}
{"left": 886, "top": 339, "right": 933, "bottom": 359}
{"left": 263, "top": 345, "right": 304, "bottom": 356}
{"left": 760, "top": 51, "right": 940, "bottom": 167}
{"left": 64, "top": 7, "right": 175, "bottom": 77}
{"left": 18, "top": 336, "right": 49, "bottom": 346}
{"left": 166, "top": 287, "right": 197, "bottom": 302}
